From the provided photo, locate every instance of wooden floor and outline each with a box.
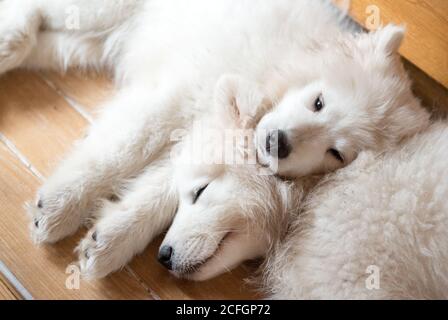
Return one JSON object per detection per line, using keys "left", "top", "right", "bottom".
{"left": 0, "top": 70, "right": 260, "bottom": 300}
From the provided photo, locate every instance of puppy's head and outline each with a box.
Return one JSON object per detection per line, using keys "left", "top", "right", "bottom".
{"left": 159, "top": 76, "right": 300, "bottom": 280}
{"left": 256, "top": 25, "right": 430, "bottom": 177}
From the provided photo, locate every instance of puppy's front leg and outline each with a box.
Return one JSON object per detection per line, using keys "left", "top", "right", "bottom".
{"left": 30, "top": 86, "right": 184, "bottom": 244}
{"left": 76, "top": 160, "right": 177, "bottom": 279}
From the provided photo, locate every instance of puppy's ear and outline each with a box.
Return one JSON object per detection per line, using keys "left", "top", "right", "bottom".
{"left": 214, "top": 74, "right": 267, "bottom": 129}
{"left": 372, "top": 24, "right": 405, "bottom": 56}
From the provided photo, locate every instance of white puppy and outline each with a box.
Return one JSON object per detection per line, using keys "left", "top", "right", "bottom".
{"left": 0, "top": 0, "right": 429, "bottom": 279}
{"left": 264, "top": 122, "right": 448, "bottom": 299}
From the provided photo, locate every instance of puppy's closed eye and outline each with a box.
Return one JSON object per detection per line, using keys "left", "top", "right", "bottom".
{"left": 328, "top": 148, "right": 344, "bottom": 163}
{"left": 192, "top": 184, "right": 209, "bottom": 204}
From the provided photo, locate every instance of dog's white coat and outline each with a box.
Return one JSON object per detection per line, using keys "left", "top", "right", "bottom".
{"left": 0, "top": 0, "right": 436, "bottom": 289}
{"left": 265, "top": 123, "right": 448, "bottom": 299}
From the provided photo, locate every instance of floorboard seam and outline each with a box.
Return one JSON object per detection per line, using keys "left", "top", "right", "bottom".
{"left": 0, "top": 134, "right": 44, "bottom": 181}
{"left": 38, "top": 73, "right": 94, "bottom": 123}
{"left": 0, "top": 260, "right": 34, "bottom": 300}
{"left": 124, "top": 266, "right": 161, "bottom": 300}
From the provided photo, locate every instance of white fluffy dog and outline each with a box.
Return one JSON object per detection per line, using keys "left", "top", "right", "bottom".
{"left": 264, "top": 122, "right": 448, "bottom": 299}
{"left": 0, "top": 0, "right": 430, "bottom": 280}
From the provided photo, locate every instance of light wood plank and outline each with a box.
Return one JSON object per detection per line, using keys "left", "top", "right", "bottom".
{"left": 0, "top": 71, "right": 88, "bottom": 177}
{"left": 0, "top": 285, "right": 19, "bottom": 300}
{"left": 42, "top": 70, "right": 115, "bottom": 115}
{"left": 338, "top": 0, "right": 448, "bottom": 88}
{"left": 0, "top": 272, "right": 21, "bottom": 300}
{"left": 0, "top": 141, "right": 151, "bottom": 299}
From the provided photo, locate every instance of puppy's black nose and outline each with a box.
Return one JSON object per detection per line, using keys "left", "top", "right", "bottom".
{"left": 158, "top": 245, "right": 173, "bottom": 270}
{"left": 266, "top": 130, "right": 291, "bottom": 159}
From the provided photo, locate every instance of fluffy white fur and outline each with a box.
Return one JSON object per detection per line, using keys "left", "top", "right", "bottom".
{"left": 264, "top": 122, "right": 448, "bottom": 299}
{"left": 0, "top": 0, "right": 431, "bottom": 282}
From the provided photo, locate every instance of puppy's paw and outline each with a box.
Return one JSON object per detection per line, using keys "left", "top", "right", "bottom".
{"left": 27, "top": 189, "right": 84, "bottom": 244}
{"left": 76, "top": 228, "right": 128, "bottom": 279}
